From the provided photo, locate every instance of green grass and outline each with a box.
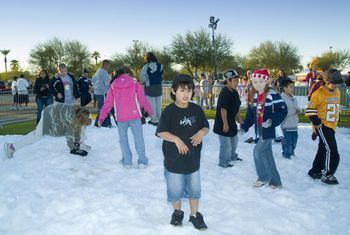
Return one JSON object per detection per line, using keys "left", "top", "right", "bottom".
{"left": 1, "top": 110, "right": 349, "bottom": 135}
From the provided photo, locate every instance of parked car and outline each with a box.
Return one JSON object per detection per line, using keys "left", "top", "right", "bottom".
{"left": 0, "top": 80, "right": 7, "bottom": 91}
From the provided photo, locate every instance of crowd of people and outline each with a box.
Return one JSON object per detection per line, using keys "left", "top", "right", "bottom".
{"left": 2, "top": 50, "right": 345, "bottom": 230}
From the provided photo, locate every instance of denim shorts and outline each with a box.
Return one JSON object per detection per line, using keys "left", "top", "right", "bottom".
{"left": 164, "top": 169, "right": 201, "bottom": 202}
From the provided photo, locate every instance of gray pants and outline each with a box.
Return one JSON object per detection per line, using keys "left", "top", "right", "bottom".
{"left": 146, "top": 95, "right": 162, "bottom": 123}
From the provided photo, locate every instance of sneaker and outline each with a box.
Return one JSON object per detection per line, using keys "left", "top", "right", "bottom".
{"left": 231, "top": 155, "right": 243, "bottom": 161}
{"left": 308, "top": 170, "right": 322, "bottom": 179}
{"left": 253, "top": 180, "right": 267, "bottom": 187}
{"left": 170, "top": 210, "right": 184, "bottom": 226}
{"left": 189, "top": 212, "right": 208, "bottom": 230}
{"left": 138, "top": 163, "right": 147, "bottom": 169}
{"left": 321, "top": 174, "right": 339, "bottom": 185}
{"left": 148, "top": 121, "right": 158, "bottom": 126}
{"left": 270, "top": 184, "right": 282, "bottom": 189}
{"left": 219, "top": 163, "right": 234, "bottom": 168}
{"left": 4, "top": 143, "right": 15, "bottom": 158}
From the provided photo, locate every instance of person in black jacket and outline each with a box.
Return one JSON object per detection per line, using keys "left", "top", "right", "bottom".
{"left": 34, "top": 69, "right": 53, "bottom": 123}
{"left": 50, "top": 63, "right": 79, "bottom": 104}
{"left": 77, "top": 68, "right": 92, "bottom": 107}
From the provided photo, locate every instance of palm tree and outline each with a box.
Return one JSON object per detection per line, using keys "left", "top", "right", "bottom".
{"left": 10, "top": 59, "right": 20, "bottom": 71}
{"left": 0, "top": 49, "right": 11, "bottom": 73}
{"left": 91, "top": 51, "right": 101, "bottom": 66}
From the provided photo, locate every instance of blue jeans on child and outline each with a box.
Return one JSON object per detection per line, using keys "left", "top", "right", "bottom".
{"left": 118, "top": 119, "right": 148, "bottom": 166}
{"left": 218, "top": 134, "right": 238, "bottom": 167}
{"left": 281, "top": 129, "right": 298, "bottom": 159}
{"left": 36, "top": 96, "right": 53, "bottom": 123}
{"left": 253, "top": 130, "right": 282, "bottom": 186}
{"left": 164, "top": 169, "right": 201, "bottom": 203}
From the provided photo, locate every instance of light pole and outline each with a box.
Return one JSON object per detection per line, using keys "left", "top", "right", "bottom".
{"left": 209, "top": 16, "right": 220, "bottom": 80}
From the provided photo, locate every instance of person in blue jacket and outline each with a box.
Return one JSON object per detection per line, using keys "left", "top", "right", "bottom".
{"left": 241, "top": 69, "right": 287, "bottom": 188}
{"left": 77, "top": 68, "right": 92, "bottom": 107}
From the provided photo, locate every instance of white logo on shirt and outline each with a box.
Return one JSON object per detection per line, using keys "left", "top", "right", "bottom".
{"left": 180, "top": 116, "right": 196, "bottom": 126}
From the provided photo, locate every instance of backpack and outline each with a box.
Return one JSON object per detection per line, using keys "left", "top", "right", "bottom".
{"left": 147, "top": 63, "right": 163, "bottom": 85}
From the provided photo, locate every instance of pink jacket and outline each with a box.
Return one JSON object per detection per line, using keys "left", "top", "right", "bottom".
{"left": 99, "top": 74, "right": 154, "bottom": 122}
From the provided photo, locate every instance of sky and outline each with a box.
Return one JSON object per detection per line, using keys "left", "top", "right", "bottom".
{"left": 0, "top": 0, "right": 349, "bottom": 73}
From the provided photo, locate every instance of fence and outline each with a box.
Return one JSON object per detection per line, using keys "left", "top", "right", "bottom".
{"left": 1, "top": 85, "right": 349, "bottom": 125}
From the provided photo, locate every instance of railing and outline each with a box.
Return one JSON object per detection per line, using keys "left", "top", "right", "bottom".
{"left": 1, "top": 85, "right": 349, "bottom": 125}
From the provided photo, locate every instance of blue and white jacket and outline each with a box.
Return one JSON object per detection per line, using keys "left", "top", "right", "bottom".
{"left": 242, "top": 89, "right": 288, "bottom": 140}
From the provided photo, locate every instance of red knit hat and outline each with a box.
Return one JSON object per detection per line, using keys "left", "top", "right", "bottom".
{"left": 250, "top": 69, "right": 270, "bottom": 81}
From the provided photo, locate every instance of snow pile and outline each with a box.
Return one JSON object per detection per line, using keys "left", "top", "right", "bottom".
{"left": 0, "top": 121, "right": 349, "bottom": 235}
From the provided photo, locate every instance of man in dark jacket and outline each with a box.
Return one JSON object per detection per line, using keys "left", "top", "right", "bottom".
{"left": 77, "top": 68, "right": 92, "bottom": 106}
{"left": 50, "top": 63, "right": 79, "bottom": 104}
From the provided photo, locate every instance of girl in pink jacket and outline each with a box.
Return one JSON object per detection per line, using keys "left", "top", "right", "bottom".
{"left": 98, "top": 67, "right": 154, "bottom": 168}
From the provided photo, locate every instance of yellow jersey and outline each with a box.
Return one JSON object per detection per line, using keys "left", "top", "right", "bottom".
{"left": 305, "top": 86, "right": 340, "bottom": 131}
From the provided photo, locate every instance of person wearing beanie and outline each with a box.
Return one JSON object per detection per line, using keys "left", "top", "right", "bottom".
{"left": 305, "top": 68, "right": 343, "bottom": 185}
{"left": 241, "top": 69, "right": 287, "bottom": 188}
{"left": 213, "top": 69, "right": 243, "bottom": 168}
{"left": 156, "top": 74, "right": 209, "bottom": 230}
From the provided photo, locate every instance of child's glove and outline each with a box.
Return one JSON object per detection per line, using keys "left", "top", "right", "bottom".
{"left": 70, "top": 142, "right": 88, "bottom": 157}
{"left": 262, "top": 119, "right": 272, "bottom": 128}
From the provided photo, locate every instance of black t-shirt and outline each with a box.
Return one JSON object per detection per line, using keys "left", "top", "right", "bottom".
{"left": 156, "top": 102, "right": 209, "bottom": 174}
{"left": 213, "top": 87, "right": 241, "bottom": 136}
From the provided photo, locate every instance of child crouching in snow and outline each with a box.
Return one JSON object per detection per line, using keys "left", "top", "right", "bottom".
{"left": 156, "top": 74, "right": 209, "bottom": 230}
{"left": 241, "top": 69, "right": 287, "bottom": 188}
{"left": 4, "top": 102, "right": 92, "bottom": 158}
{"left": 97, "top": 66, "right": 153, "bottom": 169}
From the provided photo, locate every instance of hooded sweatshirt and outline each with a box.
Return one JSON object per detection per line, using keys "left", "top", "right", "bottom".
{"left": 99, "top": 74, "right": 154, "bottom": 122}
{"left": 280, "top": 92, "right": 299, "bottom": 131}
{"left": 140, "top": 62, "right": 163, "bottom": 97}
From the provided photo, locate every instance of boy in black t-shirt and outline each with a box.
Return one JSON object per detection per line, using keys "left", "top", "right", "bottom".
{"left": 156, "top": 74, "right": 209, "bottom": 230}
{"left": 213, "top": 69, "right": 242, "bottom": 168}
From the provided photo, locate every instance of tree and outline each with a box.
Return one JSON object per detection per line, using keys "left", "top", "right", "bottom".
{"left": 29, "top": 37, "right": 91, "bottom": 76}
{"left": 111, "top": 41, "right": 149, "bottom": 78}
{"left": 245, "top": 41, "right": 302, "bottom": 77}
{"left": 170, "top": 28, "right": 233, "bottom": 78}
{"left": 10, "top": 60, "right": 20, "bottom": 72}
{"left": 310, "top": 50, "right": 350, "bottom": 71}
{"left": 65, "top": 40, "right": 91, "bottom": 76}
{"left": 0, "top": 49, "right": 11, "bottom": 73}
{"left": 92, "top": 51, "right": 101, "bottom": 66}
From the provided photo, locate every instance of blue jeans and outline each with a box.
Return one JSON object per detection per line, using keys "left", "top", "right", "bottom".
{"left": 146, "top": 95, "right": 162, "bottom": 123}
{"left": 253, "top": 130, "right": 282, "bottom": 186}
{"left": 218, "top": 134, "right": 238, "bottom": 167}
{"left": 36, "top": 96, "right": 53, "bottom": 123}
{"left": 95, "top": 94, "right": 111, "bottom": 127}
{"left": 117, "top": 119, "right": 148, "bottom": 166}
{"left": 281, "top": 129, "right": 298, "bottom": 158}
{"left": 164, "top": 169, "right": 201, "bottom": 203}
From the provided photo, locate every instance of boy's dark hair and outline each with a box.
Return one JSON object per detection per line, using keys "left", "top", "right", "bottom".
{"left": 280, "top": 78, "right": 294, "bottom": 89}
{"left": 171, "top": 74, "right": 195, "bottom": 101}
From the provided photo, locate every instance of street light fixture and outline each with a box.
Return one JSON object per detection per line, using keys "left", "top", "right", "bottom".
{"left": 209, "top": 16, "right": 220, "bottom": 80}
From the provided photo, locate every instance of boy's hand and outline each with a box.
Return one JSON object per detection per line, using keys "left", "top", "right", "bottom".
{"left": 190, "top": 130, "right": 205, "bottom": 147}
{"left": 97, "top": 121, "right": 102, "bottom": 127}
{"left": 223, "top": 123, "right": 229, "bottom": 133}
{"left": 174, "top": 137, "right": 189, "bottom": 155}
{"left": 57, "top": 93, "right": 63, "bottom": 99}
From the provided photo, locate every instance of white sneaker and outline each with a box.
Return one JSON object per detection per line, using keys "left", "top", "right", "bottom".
{"left": 138, "top": 164, "right": 147, "bottom": 169}
{"left": 4, "top": 143, "right": 15, "bottom": 158}
{"left": 253, "top": 180, "right": 267, "bottom": 187}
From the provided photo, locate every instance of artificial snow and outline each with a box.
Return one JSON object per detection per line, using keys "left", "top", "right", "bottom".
{"left": 0, "top": 121, "right": 349, "bottom": 235}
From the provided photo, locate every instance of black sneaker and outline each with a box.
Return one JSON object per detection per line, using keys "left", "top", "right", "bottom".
{"left": 321, "top": 174, "right": 339, "bottom": 185}
{"left": 308, "top": 170, "right": 322, "bottom": 179}
{"left": 189, "top": 212, "right": 208, "bottom": 230}
{"left": 170, "top": 210, "right": 184, "bottom": 226}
